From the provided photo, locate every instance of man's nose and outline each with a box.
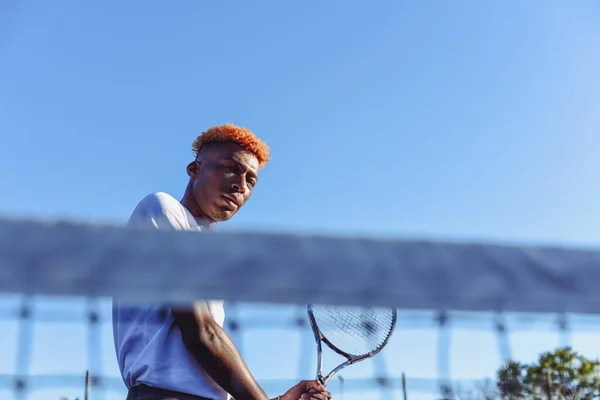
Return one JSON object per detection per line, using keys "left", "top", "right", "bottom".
{"left": 231, "top": 178, "right": 247, "bottom": 194}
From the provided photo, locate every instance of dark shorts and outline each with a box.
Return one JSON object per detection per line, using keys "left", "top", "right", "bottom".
{"left": 126, "top": 384, "right": 213, "bottom": 400}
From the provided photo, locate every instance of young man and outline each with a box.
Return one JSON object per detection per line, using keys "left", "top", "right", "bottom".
{"left": 113, "top": 124, "right": 332, "bottom": 400}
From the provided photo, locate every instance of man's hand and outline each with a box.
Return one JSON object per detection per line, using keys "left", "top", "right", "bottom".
{"left": 279, "top": 380, "right": 332, "bottom": 400}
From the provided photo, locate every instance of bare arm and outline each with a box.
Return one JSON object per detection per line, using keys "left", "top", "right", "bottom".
{"left": 172, "top": 302, "right": 270, "bottom": 400}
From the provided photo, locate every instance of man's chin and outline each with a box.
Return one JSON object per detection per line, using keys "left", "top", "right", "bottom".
{"left": 213, "top": 209, "right": 236, "bottom": 222}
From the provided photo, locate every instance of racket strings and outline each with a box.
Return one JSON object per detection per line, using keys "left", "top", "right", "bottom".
{"left": 312, "top": 305, "right": 395, "bottom": 357}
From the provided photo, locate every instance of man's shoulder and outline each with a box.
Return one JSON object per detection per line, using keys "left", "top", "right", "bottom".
{"left": 128, "top": 192, "right": 193, "bottom": 230}
{"left": 134, "top": 192, "right": 181, "bottom": 213}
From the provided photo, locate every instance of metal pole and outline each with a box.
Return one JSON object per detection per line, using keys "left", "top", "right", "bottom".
{"left": 546, "top": 370, "right": 552, "bottom": 400}
{"left": 84, "top": 370, "right": 91, "bottom": 400}
{"left": 337, "top": 375, "right": 344, "bottom": 400}
{"left": 402, "top": 372, "right": 408, "bottom": 400}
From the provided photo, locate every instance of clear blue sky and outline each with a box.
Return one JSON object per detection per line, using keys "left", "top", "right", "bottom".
{"left": 1, "top": 1, "right": 600, "bottom": 399}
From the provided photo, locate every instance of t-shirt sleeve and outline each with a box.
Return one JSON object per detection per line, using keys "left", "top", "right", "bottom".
{"left": 127, "top": 193, "right": 190, "bottom": 231}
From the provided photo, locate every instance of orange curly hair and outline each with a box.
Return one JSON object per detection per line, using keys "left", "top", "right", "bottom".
{"left": 192, "top": 123, "right": 271, "bottom": 168}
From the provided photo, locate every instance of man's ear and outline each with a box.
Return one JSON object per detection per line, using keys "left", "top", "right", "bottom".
{"left": 186, "top": 160, "right": 200, "bottom": 180}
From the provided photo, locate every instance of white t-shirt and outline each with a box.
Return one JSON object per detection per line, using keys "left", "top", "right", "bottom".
{"left": 112, "top": 192, "right": 228, "bottom": 400}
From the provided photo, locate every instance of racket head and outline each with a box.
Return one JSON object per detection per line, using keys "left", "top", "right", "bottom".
{"left": 307, "top": 304, "right": 397, "bottom": 360}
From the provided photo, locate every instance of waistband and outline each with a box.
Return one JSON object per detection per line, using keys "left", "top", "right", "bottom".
{"left": 128, "top": 384, "right": 213, "bottom": 400}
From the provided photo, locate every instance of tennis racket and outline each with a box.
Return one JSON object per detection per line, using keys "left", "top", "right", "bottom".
{"left": 307, "top": 304, "right": 397, "bottom": 386}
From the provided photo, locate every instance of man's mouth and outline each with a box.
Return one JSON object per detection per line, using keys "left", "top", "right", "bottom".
{"left": 222, "top": 194, "right": 239, "bottom": 208}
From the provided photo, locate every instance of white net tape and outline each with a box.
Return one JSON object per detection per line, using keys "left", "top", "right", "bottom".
{"left": 2, "top": 217, "right": 600, "bottom": 313}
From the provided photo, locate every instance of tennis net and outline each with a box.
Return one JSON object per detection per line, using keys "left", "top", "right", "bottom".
{"left": 1, "top": 217, "right": 600, "bottom": 400}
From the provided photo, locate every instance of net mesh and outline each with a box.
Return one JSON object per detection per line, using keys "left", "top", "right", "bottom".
{"left": 2, "top": 218, "right": 600, "bottom": 400}
{"left": 2, "top": 296, "right": 600, "bottom": 399}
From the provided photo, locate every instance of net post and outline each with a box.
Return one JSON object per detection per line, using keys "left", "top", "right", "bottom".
{"left": 545, "top": 369, "right": 553, "bottom": 400}
{"left": 84, "top": 370, "right": 90, "bottom": 400}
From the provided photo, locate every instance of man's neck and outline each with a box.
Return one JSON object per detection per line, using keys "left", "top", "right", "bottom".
{"left": 181, "top": 186, "right": 217, "bottom": 230}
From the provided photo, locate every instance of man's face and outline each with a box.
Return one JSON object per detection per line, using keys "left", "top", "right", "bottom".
{"left": 187, "top": 142, "right": 260, "bottom": 222}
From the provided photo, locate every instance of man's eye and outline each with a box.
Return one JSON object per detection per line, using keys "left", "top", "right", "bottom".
{"left": 247, "top": 179, "right": 256, "bottom": 187}
{"left": 226, "top": 165, "right": 236, "bottom": 172}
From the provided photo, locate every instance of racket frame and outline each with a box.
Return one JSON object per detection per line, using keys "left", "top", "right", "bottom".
{"left": 307, "top": 304, "right": 397, "bottom": 386}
